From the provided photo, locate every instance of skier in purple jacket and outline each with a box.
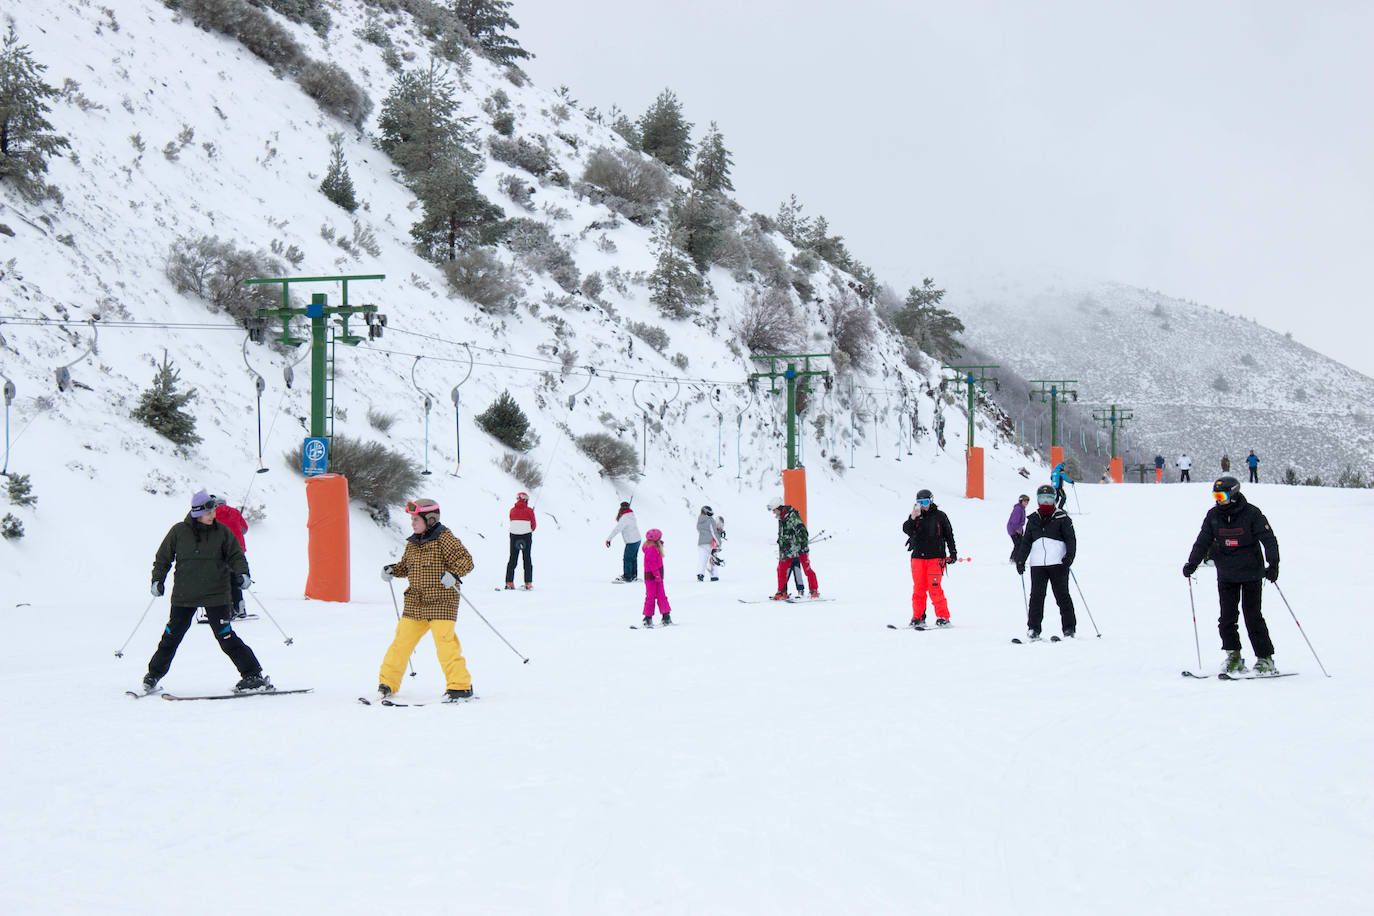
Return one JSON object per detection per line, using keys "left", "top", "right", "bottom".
{"left": 1007, "top": 494, "right": 1030, "bottom": 561}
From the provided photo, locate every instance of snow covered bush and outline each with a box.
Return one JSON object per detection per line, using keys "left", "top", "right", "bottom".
{"left": 5, "top": 472, "right": 37, "bottom": 508}
{"left": 580, "top": 148, "right": 671, "bottom": 208}
{"left": 734, "top": 287, "right": 802, "bottom": 354}
{"left": 441, "top": 248, "right": 521, "bottom": 312}
{"left": 504, "top": 219, "right": 579, "bottom": 292}
{"left": 164, "top": 235, "right": 285, "bottom": 327}
{"left": 1, "top": 512, "right": 21, "bottom": 540}
{"left": 498, "top": 453, "right": 543, "bottom": 491}
{"left": 131, "top": 352, "right": 201, "bottom": 447}
{"left": 297, "top": 60, "right": 372, "bottom": 128}
{"left": 575, "top": 432, "right": 638, "bottom": 478}
{"left": 488, "top": 135, "right": 553, "bottom": 176}
{"left": 475, "top": 390, "right": 539, "bottom": 451}
{"left": 627, "top": 321, "right": 669, "bottom": 353}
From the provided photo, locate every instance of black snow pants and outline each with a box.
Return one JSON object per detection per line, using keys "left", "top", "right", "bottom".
{"left": 505, "top": 533, "right": 533, "bottom": 585}
{"left": 146, "top": 606, "right": 262, "bottom": 681}
{"left": 1218, "top": 579, "right": 1274, "bottom": 658}
{"left": 1028, "top": 564, "right": 1077, "bottom": 635}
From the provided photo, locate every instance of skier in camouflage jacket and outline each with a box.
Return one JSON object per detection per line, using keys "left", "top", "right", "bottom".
{"left": 768, "top": 499, "right": 819, "bottom": 599}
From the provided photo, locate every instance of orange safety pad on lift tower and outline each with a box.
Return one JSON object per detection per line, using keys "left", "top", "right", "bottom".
{"left": 965, "top": 447, "right": 985, "bottom": 500}
{"left": 1109, "top": 456, "right": 1124, "bottom": 484}
{"left": 782, "top": 467, "right": 808, "bottom": 528}
{"left": 305, "top": 473, "right": 350, "bottom": 602}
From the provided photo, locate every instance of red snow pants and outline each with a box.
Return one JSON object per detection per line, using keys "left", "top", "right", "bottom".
{"left": 776, "top": 553, "right": 818, "bottom": 594}
{"left": 910, "top": 557, "right": 950, "bottom": 621}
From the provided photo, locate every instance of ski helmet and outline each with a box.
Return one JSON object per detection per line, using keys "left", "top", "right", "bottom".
{"left": 1212, "top": 476, "right": 1241, "bottom": 503}
{"left": 766, "top": 497, "right": 783, "bottom": 512}
{"left": 916, "top": 488, "right": 933, "bottom": 501}
{"left": 645, "top": 528, "right": 663, "bottom": 541}
{"left": 702, "top": 506, "right": 713, "bottom": 516}
{"left": 1035, "top": 484, "right": 1056, "bottom": 505}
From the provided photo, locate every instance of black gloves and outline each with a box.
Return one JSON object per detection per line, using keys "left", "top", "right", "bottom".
{"left": 1015, "top": 562, "right": 1025, "bottom": 575}
{"left": 151, "top": 581, "right": 165, "bottom": 597}
{"left": 1182, "top": 563, "right": 1197, "bottom": 578}
{"left": 948, "top": 553, "right": 957, "bottom": 565}
{"left": 1265, "top": 564, "right": 1279, "bottom": 582}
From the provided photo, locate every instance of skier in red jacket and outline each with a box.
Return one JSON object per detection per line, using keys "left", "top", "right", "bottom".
{"left": 504, "top": 491, "right": 536, "bottom": 589}
{"left": 213, "top": 497, "right": 250, "bottom": 619}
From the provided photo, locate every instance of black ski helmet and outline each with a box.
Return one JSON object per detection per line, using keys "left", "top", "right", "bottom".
{"left": 916, "top": 488, "right": 933, "bottom": 501}
{"left": 1213, "top": 476, "right": 1241, "bottom": 501}
{"left": 702, "top": 506, "right": 713, "bottom": 515}
{"left": 1035, "top": 484, "right": 1056, "bottom": 503}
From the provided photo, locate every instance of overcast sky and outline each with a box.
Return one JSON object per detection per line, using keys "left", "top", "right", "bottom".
{"left": 512, "top": 0, "right": 1374, "bottom": 376}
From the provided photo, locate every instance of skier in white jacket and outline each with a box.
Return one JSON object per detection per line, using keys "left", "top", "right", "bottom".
{"left": 606, "top": 502, "right": 642, "bottom": 582}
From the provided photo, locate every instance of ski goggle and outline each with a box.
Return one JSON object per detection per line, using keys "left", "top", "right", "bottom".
{"left": 1037, "top": 493, "right": 1057, "bottom": 505}
{"left": 405, "top": 500, "right": 440, "bottom": 515}
{"left": 916, "top": 498, "right": 931, "bottom": 508}
{"left": 1213, "top": 491, "right": 1232, "bottom": 503}
{"left": 191, "top": 497, "right": 222, "bottom": 515}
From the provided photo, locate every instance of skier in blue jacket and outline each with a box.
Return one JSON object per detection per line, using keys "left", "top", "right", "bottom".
{"left": 1050, "top": 462, "right": 1073, "bottom": 510}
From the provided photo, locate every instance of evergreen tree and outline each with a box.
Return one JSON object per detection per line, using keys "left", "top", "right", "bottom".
{"left": 474, "top": 389, "right": 538, "bottom": 450}
{"left": 131, "top": 352, "right": 202, "bottom": 447}
{"left": 450, "top": 0, "right": 532, "bottom": 63}
{"left": 409, "top": 154, "right": 505, "bottom": 261}
{"left": 671, "top": 188, "right": 731, "bottom": 272}
{"left": 692, "top": 121, "right": 733, "bottom": 193}
{"left": 648, "top": 223, "right": 708, "bottom": 319}
{"left": 319, "top": 132, "right": 358, "bottom": 212}
{"left": 378, "top": 63, "right": 468, "bottom": 180}
{"left": 638, "top": 89, "right": 693, "bottom": 171}
{"left": 891, "top": 278, "right": 964, "bottom": 360}
{"left": 5, "top": 472, "right": 36, "bottom": 508}
{"left": 0, "top": 23, "right": 70, "bottom": 203}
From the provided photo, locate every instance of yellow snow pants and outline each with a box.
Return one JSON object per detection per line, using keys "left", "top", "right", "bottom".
{"left": 379, "top": 617, "right": 472, "bottom": 691}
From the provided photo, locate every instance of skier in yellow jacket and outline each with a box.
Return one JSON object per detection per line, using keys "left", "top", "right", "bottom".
{"left": 377, "top": 498, "right": 476, "bottom": 702}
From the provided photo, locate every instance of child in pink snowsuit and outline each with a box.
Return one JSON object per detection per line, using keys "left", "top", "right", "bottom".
{"left": 641, "top": 529, "right": 672, "bottom": 626}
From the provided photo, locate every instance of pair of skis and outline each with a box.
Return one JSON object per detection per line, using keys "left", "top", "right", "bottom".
{"left": 125, "top": 688, "right": 313, "bottom": 701}
{"left": 357, "top": 695, "right": 476, "bottom": 707}
{"left": 1181, "top": 670, "right": 1298, "bottom": 681}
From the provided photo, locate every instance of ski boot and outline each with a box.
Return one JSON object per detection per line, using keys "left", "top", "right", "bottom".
{"left": 661, "top": 613, "right": 672, "bottom": 626}
{"left": 141, "top": 674, "right": 160, "bottom": 694}
{"left": 1027, "top": 628, "right": 1042, "bottom": 642}
{"left": 909, "top": 617, "right": 925, "bottom": 629}
{"left": 234, "top": 672, "right": 273, "bottom": 693}
{"left": 1253, "top": 656, "right": 1278, "bottom": 676}
{"left": 1221, "top": 649, "right": 1248, "bottom": 675}
{"left": 641, "top": 616, "right": 654, "bottom": 628}
{"left": 935, "top": 618, "right": 951, "bottom": 628}
{"left": 504, "top": 582, "right": 515, "bottom": 590}
{"left": 809, "top": 590, "right": 821, "bottom": 599}
{"left": 1062, "top": 628, "right": 1075, "bottom": 638}
{"left": 377, "top": 684, "right": 393, "bottom": 700}
{"left": 769, "top": 592, "right": 789, "bottom": 601}
{"left": 444, "top": 688, "right": 473, "bottom": 702}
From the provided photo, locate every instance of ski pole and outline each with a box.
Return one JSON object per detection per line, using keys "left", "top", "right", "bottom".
{"left": 1269, "top": 581, "right": 1332, "bottom": 677}
{"left": 1019, "top": 570, "right": 1028, "bottom": 619}
{"left": 246, "top": 590, "right": 295, "bottom": 646}
{"left": 114, "top": 594, "right": 160, "bottom": 658}
{"left": 1068, "top": 568, "right": 1101, "bottom": 637}
{"left": 1186, "top": 575, "right": 1203, "bottom": 673}
{"left": 1070, "top": 480, "right": 1082, "bottom": 514}
{"left": 461, "top": 591, "right": 529, "bottom": 664}
{"left": 387, "top": 579, "right": 418, "bottom": 677}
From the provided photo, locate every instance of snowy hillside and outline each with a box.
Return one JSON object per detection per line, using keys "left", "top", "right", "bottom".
{"left": 951, "top": 279, "right": 1374, "bottom": 484}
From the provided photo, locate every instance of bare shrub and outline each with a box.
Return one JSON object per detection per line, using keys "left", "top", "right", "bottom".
{"left": 367, "top": 406, "right": 396, "bottom": 432}
{"left": 284, "top": 435, "right": 421, "bottom": 519}
{"left": 504, "top": 218, "right": 579, "bottom": 292}
{"left": 576, "top": 432, "right": 638, "bottom": 478}
{"left": 488, "top": 135, "right": 553, "bottom": 175}
{"left": 581, "top": 147, "right": 671, "bottom": 206}
{"left": 735, "top": 287, "right": 803, "bottom": 353}
{"left": 826, "top": 291, "right": 876, "bottom": 371}
{"left": 297, "top": 60, "right": 373, "bottom": 128}
{"left": 498, "top": 453, "right": 544, "bottom": 490}
{"left": 441, "top": 248, "right": 521, "bottom": 311}
{"left": 627, "top": 321, "right": 669, "bottom": 353}
{"left": 164, "top": 235, "right": 285, "bottom": 326}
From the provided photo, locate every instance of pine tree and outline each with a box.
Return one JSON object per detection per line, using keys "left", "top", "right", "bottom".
{"left": 378, "top": 63, "right": 468, "bottom": 180}
{"left": 638, "top": 89, "right": 693, "bottom": 172}
{"left": 131, "top": 352, "right": 202, "bottom": 447}
{"left": 692, "top": 122, "right": 733, "bottom": 193}
{"left": 474, "top": 389, "right": 538, "bottom": 450}
{"left": 0, "top": 23, "right": 70, "bottom": 202}
{"left": 409, "top": 154, "right": 505, "bottom": 261}
{"left": 319, "top": 132, "right": 358, "bottom": 212}
{"left": 671, "top": 188, "right": 731, "bottom": 272}
{"left": 5, "top": 472, "right": 36, "bottom": 508}
{"left": 891, "top": 279, "right": 964, "bottom": 360}
{"left": 648, "top": 223, "right": 707, "bottom": 319}
{"left": 450, "top": 0, "right": 532, "bottom": 64}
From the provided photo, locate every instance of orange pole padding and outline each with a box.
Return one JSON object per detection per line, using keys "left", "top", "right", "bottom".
{"left": 305, "top": 473, "right": 351, "bottom": 602}
{"left": 965, "top": 447, "right": 985, "bottom": 500}
{"left": 782, "top": 467, "right": 808, "bottom": 528}
{"left": 1050, "top": 446, "right": 1064, "bottom": 469}
{"left": 1109, "top": 456, "right": 1124, "bottom": 484}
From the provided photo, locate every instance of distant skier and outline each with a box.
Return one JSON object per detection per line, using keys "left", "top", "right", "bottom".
{"left": 606, "top": 501, "right": 641, "bottom": 583}
{"left": 504, "top": 491, "right": 535, "bottom": 590}
{"left": 1050, "top": 461, "right": 1073, "bottom": 509}
{"left": 1177, "top": 452, "right": 1192, "bottom": 482}
{"left": 695, "top": 506, "right": 719, "bottom": 582}
{"left": 1182, "top": 477, "right": 1280, "bottom": 676}
{"left": 708, "top": 511, "right": 726, "bottom": 579}
{"left": 1154, "top": 454, "right": 1165, "bottom": 483}
{"left": 1006, "top": 494, "right": 1030, "bottom": 562}
{"left": 378, "top": 498, "right": 476, "bottom": 701}
{"left": 768, "top": 498, "right": 819, "bottom": 600}
{"left": 902, "top": 488, "right": 957, "bottom": 627}
{"left": 1013, "top": 485, "right": 1078, "bottom": 640}
{"left": 1246, "top": 450, "right": 1260, "bottom": 484}
{"left": 640, "top": 528, "right": 672, "bottom": 627}
{"left": 141, "top": 490, "right": 269, "bottom": 695}
{"left": 1220, "top": 454, "right": 1231, "bottom": 473}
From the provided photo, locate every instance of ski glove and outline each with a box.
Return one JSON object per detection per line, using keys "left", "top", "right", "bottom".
{"left": 151, "top": 581, "right": 164, "bottom": 597}
{"left": 238, "top": 574, "right": 252, "bottom": 591}
{"left": 441, "top": 571, "right": 458, "bottom": 589}
{"left": 381, "top": 564, "right": 394, "bottom": 582}
{"left": 1015, "top": 562, "right": 1026, "bottom": 576}
{"left": 948, "top": 553, "right": 957, "bottom": 565}
{"left": 605, "top": 540, "right": 611, "bottom": 548}
{"left": 1182, "top": 563, "right": 1198, "bottom": 578}
{"left": 1265, "top": 564, "right": 1279, "bottom": 583}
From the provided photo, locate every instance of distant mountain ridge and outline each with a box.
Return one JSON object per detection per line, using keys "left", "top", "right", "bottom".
{"left": 952, "top": 280, "right": 1374, "bottom": 484}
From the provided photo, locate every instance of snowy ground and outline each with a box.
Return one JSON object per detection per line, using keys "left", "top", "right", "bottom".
{"left": 4, "top": 476, "right": 1371, "bottom": 914}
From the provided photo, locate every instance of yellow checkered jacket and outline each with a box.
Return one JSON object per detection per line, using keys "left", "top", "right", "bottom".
{"left": 390, "top": 525, "right": 475, "bottom": 621}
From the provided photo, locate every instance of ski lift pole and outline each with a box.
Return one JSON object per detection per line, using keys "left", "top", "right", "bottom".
{"left": 53, "top": 318, "right": 99, "bottom": 392}
{"left": 737, "top": 380, "right": 756, "bottom": 479}
{"left": 1, "top": 372, "right": 14, "bottom": 475}
{"left": 242, "top": 333, "right": 269, "bottom": 473}
{"left": 710, "top": 387, "right": 724, "bottom": 468}
{"left": 632, "top": 380, "right": 648, "bottom": 475}
{"left": 410, "top": 356, "right": 434, "bottom": 476}
{"left": 450, "top": 343, "right": 473, "bottom": 476}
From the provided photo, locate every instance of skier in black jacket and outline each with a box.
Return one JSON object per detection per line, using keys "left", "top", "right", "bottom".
{"left": 1013, "top": 485, "right": 1077, "bottom": 639}
{"left": 901, "top": 488, "right": 958, "bottom": 627}
{"left": 1183, "top": 476, "right": 1280, "bottom": 675}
